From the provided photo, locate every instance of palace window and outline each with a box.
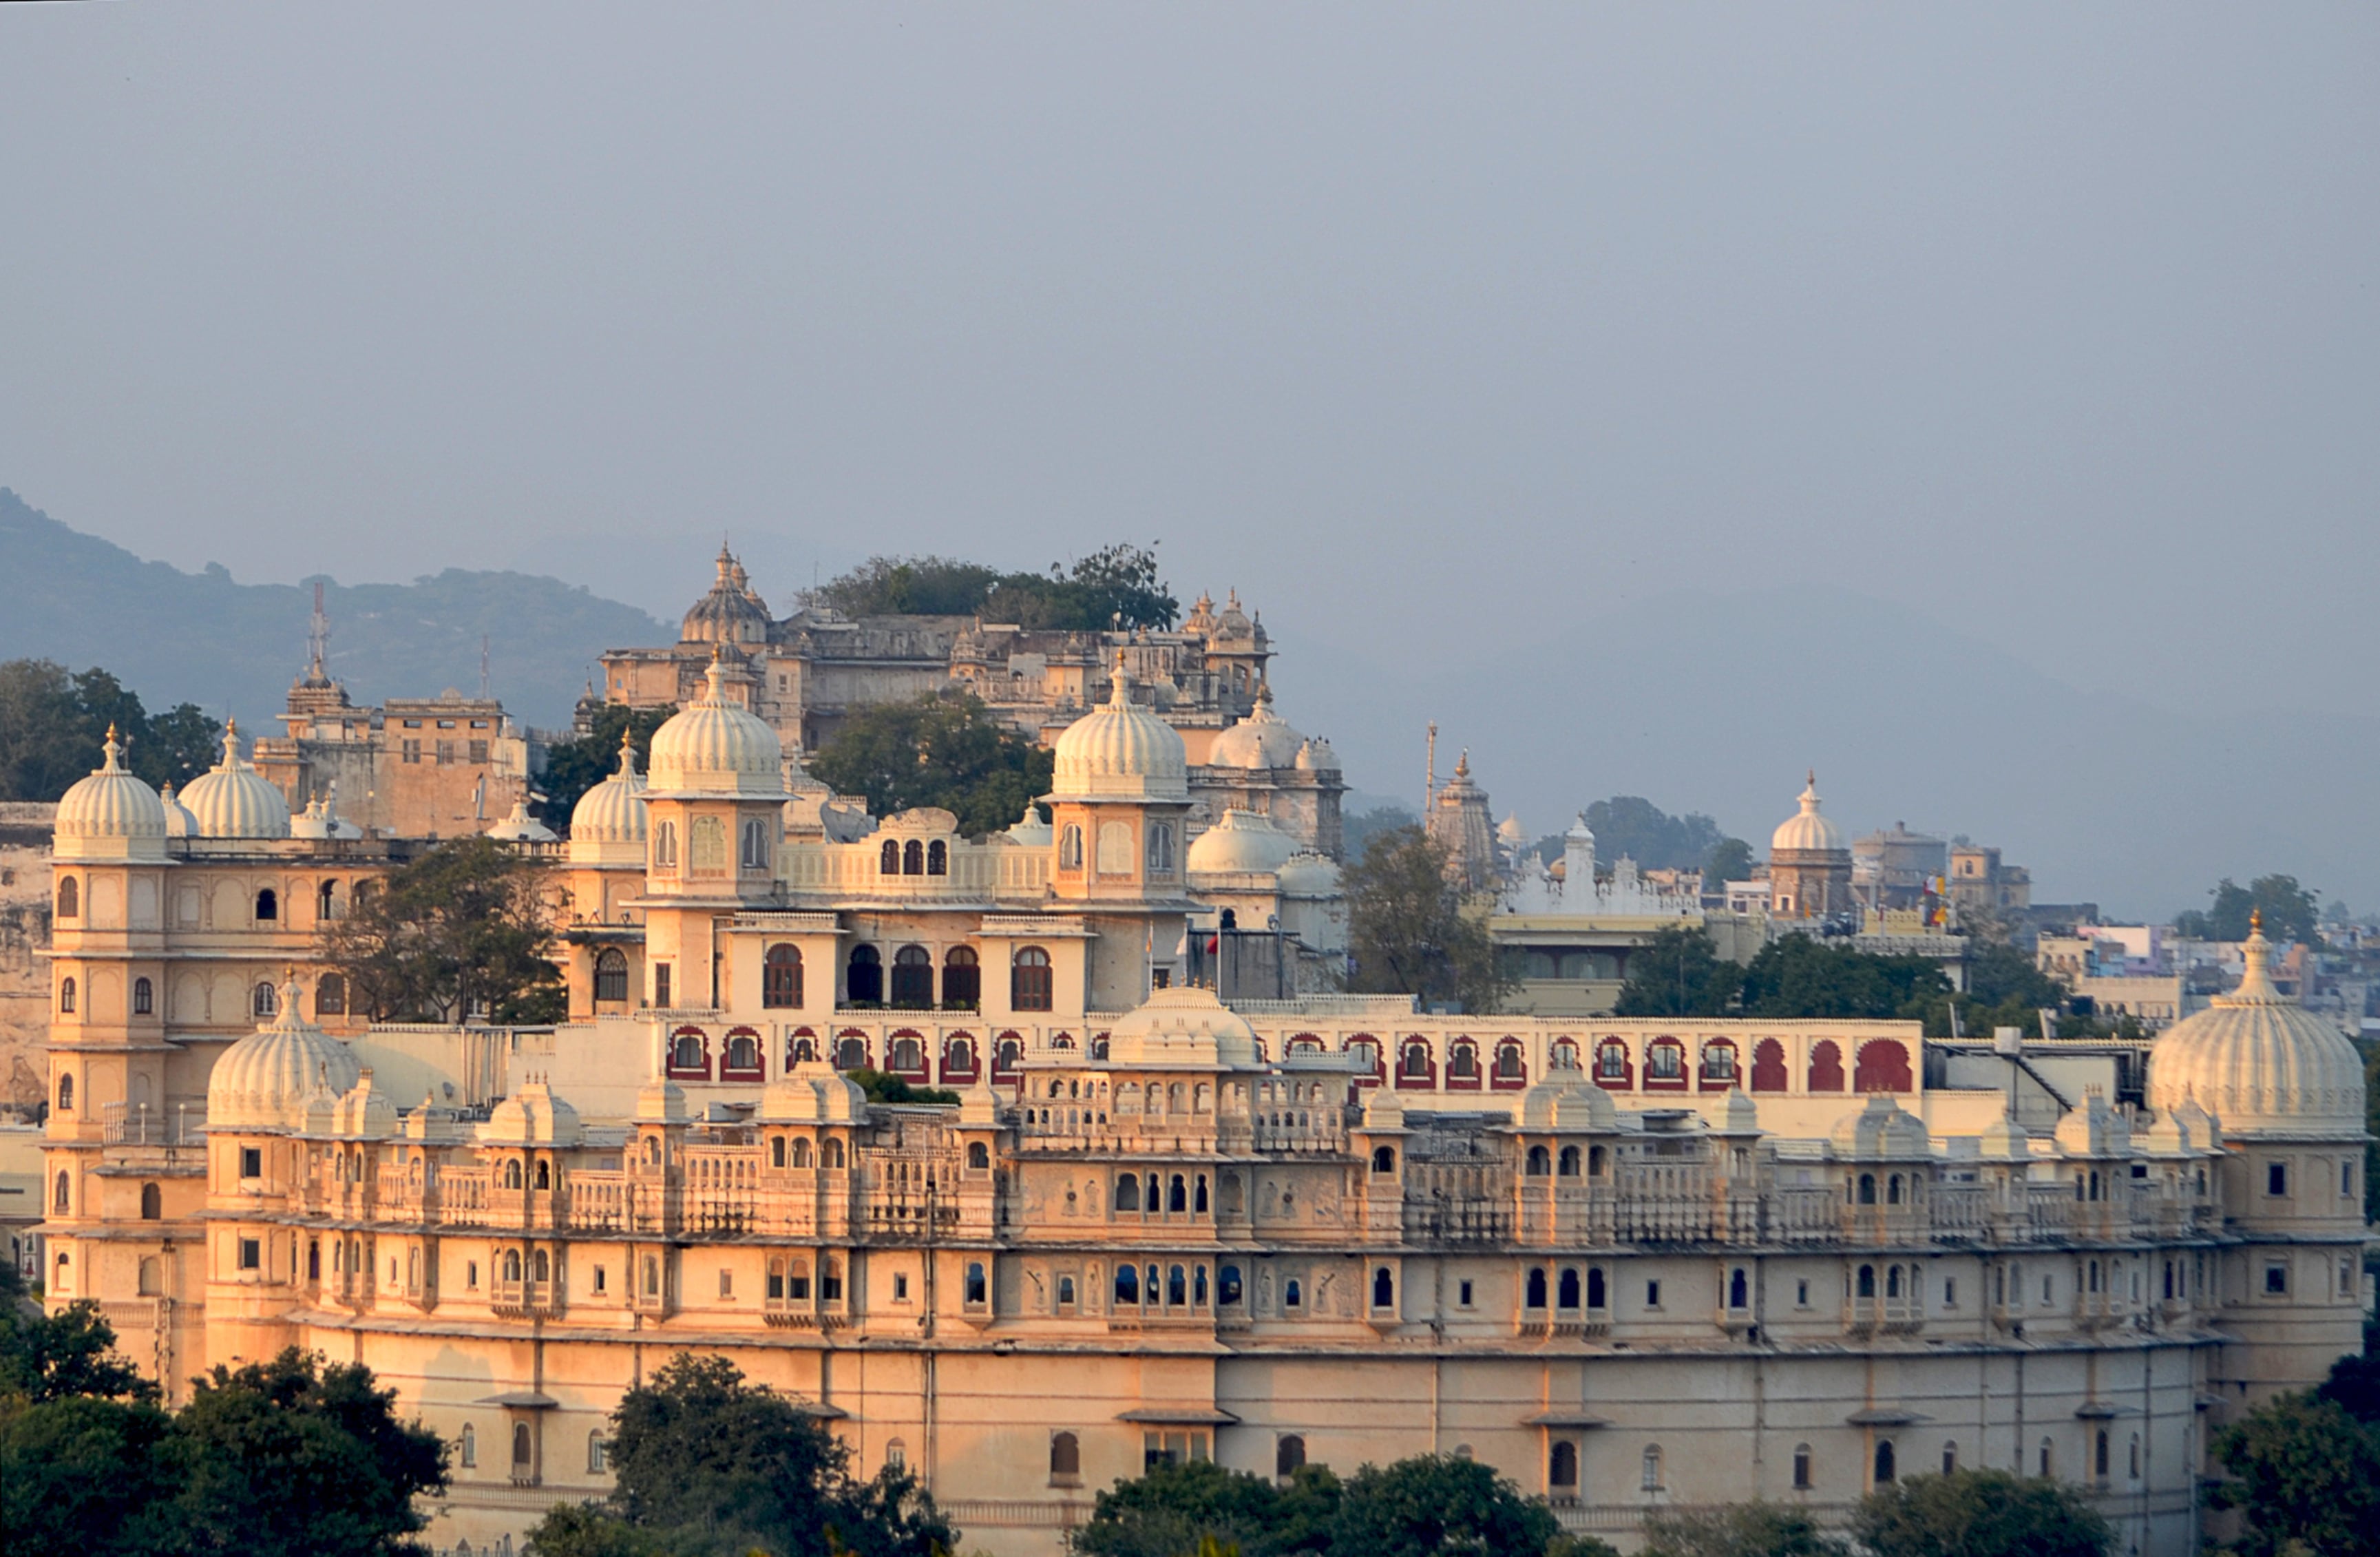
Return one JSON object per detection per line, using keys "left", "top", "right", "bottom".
{"left": 847, "top": 945, "right": 883, "bottom": 1004}
{"left": 943, "top": 946, "right": 980, "bottom": 1009}
{"left": 596, "top": 949, "right": 631, "bottom": 1005}
{"left": 314, "top": 973, "right": 344, "bottom": 1016}
{"left": 891, "top": 945, "right": 934, "bottom": 1009}
{"left": 740, "top": 818, "right": 770, "bottom": 872}
{"left": 253, "top": 981, "right": 277, "bottom": 1018}
{"left": 255, "top": 888, "right": 278, "bottom": 921}
{"left": 1058, "top": 824, "right": 1084, "bottom": 872}
{"left": 1146, "top": 823, "right": 1175, "bottom": 874}
{"left": 1012, "top": 947, "right": 1053, "bottom": 1012}
{"left": 56, "top": 876, "right": 78, "bottom": 917}
{"left": 58, "top": 977, "right": 74, "bottom": 1014}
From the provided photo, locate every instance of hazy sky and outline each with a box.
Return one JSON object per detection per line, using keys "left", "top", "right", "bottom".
{"left": 4, "top": 7, "right": 2376, "bottom": 905}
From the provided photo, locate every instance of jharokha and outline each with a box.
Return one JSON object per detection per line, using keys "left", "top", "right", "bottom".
{"left": 36, "top": 634, "right": 2371, "bottom": 1555}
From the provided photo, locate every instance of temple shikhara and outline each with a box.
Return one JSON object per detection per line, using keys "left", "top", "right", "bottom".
{"left": 30, "top": 553, "right": 2372, "bottom": 1557}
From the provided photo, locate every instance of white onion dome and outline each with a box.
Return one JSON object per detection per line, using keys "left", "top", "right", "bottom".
{"left": 1275, "top": 850, "right": 1342, "bottom": 897}
{"left": 647, "top": 653, "right": 787, "bottom": 796}
{"left": 179, "top": 723, "right": 293, "bottom": 839}
{"left": 160, "top": 782, "right": 197, "bottom": 839}
{"left": 1831, "top": 1093, "right": 1932, "bottom": 1158}
{"left": 1496, "top": 813, "right": 1528, "bottom": 846}
{"left": 1004, "top": 797, "right": 1053, "bottom": 849}
{"left": 485, "top": 799, "right": 558, "bottom": 843}
{"left": 54, "top": 727, "right": 169, "bottom": 859}
{"left": 680, "top": 544, "right": 772, "bottom": 645}
{"left": 1770, "top": 771, "right": 1844, "bottom": 855}
{"left": 1208, "top": 686, "right": 1306, "bottom": 769}
{"left": 1047, "top": 660, "right": 1188, "bottom": 803}
{"left": 1106, "top": 985, "right": 1261, "bottom": 1069}
{"left": 208, "top": 981, "right": 362, "bottom": 1131}
{"left": 569, "top": 731, "right": 649, "bottom": 846}
{"left": 1186, "top": 808, "right": 1298, "bottom": 876}
{"left": 288, "top": 788, "right": 364, "bottom": 841}
{"left": 2147, "top": 917, "right": 2366, "bottom": 1141}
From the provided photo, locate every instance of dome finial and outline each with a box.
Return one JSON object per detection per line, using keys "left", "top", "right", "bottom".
{"left": 101, "top": 724, "right": 124, "bottom": 769}
{"left": 2231, "top": 909, "right": 2279, "bottom": 1001}
{"left": 704, "top": 644, "right": 730, "bottom": 702}
{"left": 1107, "top": 651, "right": 1134, "bottom": 708}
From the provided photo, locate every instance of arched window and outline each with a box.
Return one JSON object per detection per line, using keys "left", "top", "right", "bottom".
{"left": 1808, "top": 1039, "right": 1845, "bottom": 1092}
{"left": 596, "top": 949, "right": 630, "bottom": 1005}
{"left": 1169, "top": 1174, "right": 1188, "bottom": 1213}
{"left": 835, "top": 1035, "right": 868, "bottom": 1070}
{"left": 966, "top": 1261, "right": 989, "bottom": 1306}
{"left": 1646, "top": 1040, "right": 1684, "bottom": 1081}
{"left": 1550, "top": 1440, "right": 1579, "bottom": 1491}
{"left": 1855, "top": 1039, "right": 1913, "bottom": 1093}
{"left": 1875, "top": 1442, "right": 1895, "bottom": 1483}
{"left": 54, "top": 1170, "right": 71, "bottom": 1212}
{"left": 461, "top": 1425, "right": 477, "bottom": 1468}
{"left": 503, "top": 1249, "right": 523, "bottom": 1280}
{"left": 1052, "top": 1431, "right": 1082, "bottom": 1482}
{"left": 255, "top": 888, "right": 278, "bottom": 921}
{"left": 1558, "top": 1146, "right": 1581, "bottom": 1176}
{"left": 1115, "top": 1264, "right": 1140, "bottom": 1304}
{"left": 1857, "top": 1173, "right": 1877, "bottom": 1206}
{"left": 131, "top": 975, "right": 154, "bottom": 1016}
{"left": 1284, "top": 1278, "right": 1303, "bottom": 1310}
{"left": 1751, "top": 1038, "right": 1789, "bottom": 1092}
{"left": 138, "top": 1255, "right": 162, "bottom": 1295}
{"left": 1526, "top": 1268, "right": 1548, "bottom": 1308}
{"left": 1729, "top": 1268, "right": 1750, "bottom": 1308}
{"left": 1277, "top": 1434, "right": 1307, "bottom": 1478}
{"left": 505, "top": 1161, "right": 524, "bottom": 1191}
{"left": 1792, "top": 1443, "right": 1812, "bottom": 1489}
{"left": 726, "top": 1031, "right": 761, "bottom": 1074}
{"left": 880, "top": 839, "right": 901, "bottom": 875}
{"left": 1012, "top": 946, "right": 1053, "bottom": 1012}
{"left": 1886, "top": 1265, "right": 1903, "bottom": 1298}
{"left": 1557, "top": 1268, "right": 1581, "bottom": 1309}
{"left": 890, "top": 945, "right": 934, "bottom": 1008}
{"left": 1400, "top": 1041, "right": 1431, "bottom": 1080}
{"left": 319, "top": 880, "right": 338, "bottom": 920}
{"left": 140, "top": 1180, "right": 162, "bottom": 1220}
{"left": 1448, "top": 1043, "right": 1478, "bottom": 1080}
{"left": 1146, "top": 823, "right": 1175, "bottom": 874}
{"left": 56, "top": 876, "right": 78, "bottom": 918}
{"left": 967, "top": 1140, "right": 989, "bottom": 1171}
{"left": 513, "top": 1423, "right": 532, "bottom": 1469}
{"left": 312, "top": 972, "right": 344, "bottom": 1017}
{"left": 770, "top": 1136, "right": 786, "bottom": 1169}
{"left": 654, "top": 820, "right": 678, "bottom": 868}
{"left": 942, "top": 946, "right": 980, "bottom": 1009}
{"left": 1058, "top": 824, "right": 1084, "bottom": 871}
{"left": 1526, "top": 1145, "right": 1551, "bottom": 1176}
{"left": 58, "top": 976, "right": 75, "bottom": 1014}
{"left": 946, "top": 1036, "right": 976, "bottom": 1076}
{"left": 903, "top": 839, "right": 925, "bottom": 875}
{"left": 790, "top": 1138, "right": 814, "bottom": 1168}
{"left": 1700, "top": 1041, "right": 1737, "bottom": 1083}
{"left": 740, "top": 818, "right": 770, "bottom": 872}
{"left": 889, "top": 1034, "right": 923, "bottom": 1073}
{"left": 1597, "top": 1041, "right": 1630, "bottom": 1080}
{"left": 671, "top": 1031, "right": 706, "bottom": 1074}
{"left": 1888, "top": 1173, "right": 1904, "bottom": 1205}
{"left": 927, "top": 839, "right": 947, "bottom": 875}
{"left": 1219, "top": 1264, "right": 1244, "bottom": 1306}
{"left": 1857, "top": 1265, "right": 1876, "bottom": 1298}
{"left": 1641, "top": 1445, "right": 1664, "bottom": 1492}
{"left": 1372, "top": 1146, "right": 1397, "bottom": 1174}
{"left": 1115, "top": 1173, "right": 1139, "bottom": 1212}
{"left": 1495, "top": 1042, "right": 1525, "bottom": 1080}
{"left": 1587, "top": 1267, "right": 1607, "bottom": 1309}
{"left": 253, "top": 981, "right": 277, "bottom": 1018}
{"left": 847, "top": 945, "right": 883, "bottom": 1004}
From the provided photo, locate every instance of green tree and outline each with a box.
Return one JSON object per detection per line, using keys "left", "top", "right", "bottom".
{"left": 585, "top": 1352, "right": 956, "bottom": 1557}
{"left": 2317, "top": 1320, "right": 2380, "bottom": 1425}
{"left": 1938, "top": 939, "right": 2071, "bottom": 1039}
{"left": 2177, "top": 875, "right": 2324, "bottom": 945}
{"left": 807, "top": 545, "right": 1179, "bottom": 631}
{"left": 525, "top": 1504, "right": 684, "bottom": 1557}
{"left": 1853, "top": 1470, "right": 2109, "bottom": 1557}
{"left": 319, "top": 835, "right": 561, "bottom": 1023}
{"left": 0, "top": 1299, "right": 158, "bottom": 1403}
{"left": 2209, "top": 1392, "right": 2380, "bottom": 1557}
{"left": 808, "top": 556, "right": 1004, "bottom": 618}
{"left": 1738, "top": 936, "right": 1953, "bottom": 1023}
{"left": 1344, "top": 825, "right": 1513, "bottom": 1014}
{"left": 0, "top": 1392, "right": 182, "bottom": 1557}
{"left": 1327, "top": 1454, "right": 1560, "bottom": 1557}
{"left": 0, "top": 658, "right": 222, "bottom": 801}
{"left": 536, "top": 704, "right": 676, "bottom": 829}
{"left": 1071, "top": 1457, "right": 1327, "bottom": 1557}
{"left": 1614, "top": 926, "right": 1744, "bottom": 1018}
{"left": 808, "top": 693, "right": 1055, "bottom": 837}
{"left": 1641, "top": 1501, "right": 1844, "bottom": 1557}
{"left": 1341, "top": 805, "right": 1419, "bottom": 865}
{"left": 164, "top": 1348, "right": 449, "bottom": 1557}
{"left": 845, "top": 1068, "right": 960, "bottom": 1106}
{"left": 1704, "top": 837, "right": 1756, "bottom": 887}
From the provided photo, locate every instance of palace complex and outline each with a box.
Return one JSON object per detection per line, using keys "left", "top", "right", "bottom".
{"left": 32, "top": 612, "right": 2374, "bottom": 1557}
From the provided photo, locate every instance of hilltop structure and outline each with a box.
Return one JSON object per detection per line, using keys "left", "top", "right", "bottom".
{"left": 39, "top": 677, "right": 2369, "bottom": 1557}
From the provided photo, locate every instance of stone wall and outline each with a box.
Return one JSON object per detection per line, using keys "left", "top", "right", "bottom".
{"left": 0, "top": 804, "right": 55, "bottom": 1116}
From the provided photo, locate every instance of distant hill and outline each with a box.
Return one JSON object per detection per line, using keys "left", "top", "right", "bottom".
{"left": 0, "top": 489, "right": 669, "bottom": 731}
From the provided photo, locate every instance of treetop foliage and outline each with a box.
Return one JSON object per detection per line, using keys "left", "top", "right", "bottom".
{"left": 2176, "top": 874, "right": 2324, "bottom": 945}
{"left": 530, "top": 1352, "right": 954, "bottom": 1557}
{"left": 806, "top": 544, "right": 1179, "bottom": 631}
{"left": 1639, "top": 1500, "right": 1844, "bottom": 1557}
{"left": 1850, "top": 1470, "right": 2110, "bottom": 1557}
{"left": 807, "top": 692, "right": 1055, "bottom": 837}
{"left": 0, "top": 658, "right": 222, "bottom": 801}
{"left": 2210, "top": 1388, "right": 2380, "bottom": 1557}
{"left": 1530, "top": 797, "right": 1748, "bottom": 883}
{"left": 319, "top": 835, "right": 562, "bottom": 1024}
{"left": 1, "top": 1311, "right": 447, "bottom": 1557}
{"left": 1342, "top": 824, "right": 1513, "bottom": 1015}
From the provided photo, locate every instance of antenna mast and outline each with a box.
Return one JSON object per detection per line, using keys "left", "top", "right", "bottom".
{"left": 1424, "top": 722, "right": 1438, "bottom": 813}
{"left": 306, "top": 581, "right": 330, "bottom": 680}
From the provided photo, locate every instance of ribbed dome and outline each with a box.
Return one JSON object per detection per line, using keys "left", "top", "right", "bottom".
{"left": 179, "top": 724, "right": 293, "bottom": 839}
{"left": 1207, "top": 687, "right": 1305, "bottom": 769}
{"left": 208, "top": 981, "right": 361, "bottom": 1131}
{"left": 648, "top": 655, "right": 786, "bottom": 795}
{"left": 54, "top": 729, "right": 169, "bottom": 859}
{"left": 1186, "top": 808, "right": 1298, "bottom": 875}
{"left": 680, "top": 545, "right": 772, "bottom": 645}
{"left": 1049, "top": 663, "right": 1188, "bottom": 803}
{"left": 1770, "top": 771, "right": 1844, "bottom": 855}
{"left": 2147, "top": 920, "right": 2366, "bottom": 1140}
{"left": 160, "top": 782, "right": 197, "bottom": 839}
{"left": 569, "top": 731, "right": 649, "bottom": 843}
{"left": 1106, "top": 985, "right": 1260, "bottom": 1068}
{"left": 480, "top": 1079, "right": 584, "bottom": 1146}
